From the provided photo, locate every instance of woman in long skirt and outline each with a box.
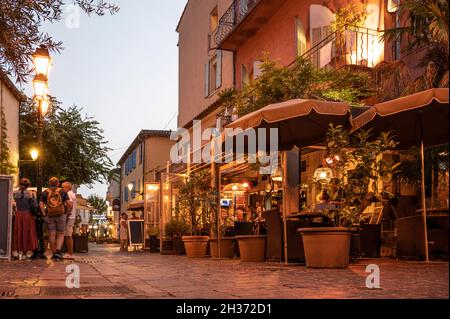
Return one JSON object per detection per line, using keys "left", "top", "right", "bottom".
{"left": 12, "top": 178, "right": 38, "bottom": 260}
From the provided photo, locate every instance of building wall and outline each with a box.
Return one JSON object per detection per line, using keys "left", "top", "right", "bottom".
{"left": 0, "top": 80, "right": 20, "bottom": 185}
{"left": 233, "top": 0, "right": 385, "bottom": 90}
{"left": 119, "top": 143, "right": 143, "bottom": 213}
{"left": 177, "top": 0, "right": 234, "bottom": 128}
{"left": 144, "top": 136, "right": 176, "bottom": 182}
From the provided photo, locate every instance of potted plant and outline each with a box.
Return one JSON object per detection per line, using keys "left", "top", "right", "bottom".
{"left": 164, "top": 218, "right": 190, "bottom": 254}
{"left": 147, "top": 225, "right": 160, "bottom": 253}
{"left": 236, "top": 215, "right": 267, "bottom": 262}
{"left": 177, "top": 170, "right": 218, "bottom": 258}
{"left": 299, "top": 124, "right": 400, "bottom": 268}
{"left": 209, "top": 214, "right": 236, "bottom": 259}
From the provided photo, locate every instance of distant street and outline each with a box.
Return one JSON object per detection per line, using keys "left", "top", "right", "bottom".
{"left": 0, "top": 244, "right": 448, "bottom": 299}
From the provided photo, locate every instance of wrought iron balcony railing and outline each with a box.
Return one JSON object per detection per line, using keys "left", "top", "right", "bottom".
{"left": 302, "top": 25, "right": 383, "bottom": 69}
{"left": 212, "top": 0, "right": 262, "bottom": 48}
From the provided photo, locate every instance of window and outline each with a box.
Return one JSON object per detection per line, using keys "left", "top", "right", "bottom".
{"left": 139, "top": 143, "right": 143, "bottom": 164}
{"left": 241, "top": 64, "right": 250, "bottom": 87}
{"left": 253, "top": 60, "right": 262, "bottom": 79}
{"left": 210, "top": 6, "right": 218, "bottom": 33}
{"left": 204, "top": 50, "right": 222, "bottom": 97}
{"left": 295, "top": 17, "right": 307, "bottom": 57}
{"left": 132, "top": 150, "right": 137, "bottom": 169}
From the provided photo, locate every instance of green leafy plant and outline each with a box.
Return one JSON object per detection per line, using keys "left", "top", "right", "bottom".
{"left": 0, "top": 103, "right": 17, "bottom": 175}
{"left": 176, "top": 170, "right": 220, "bottom": 235}
{"left": 310, "top": 124, "right": 400, "bottom": 226}
{"left": 220, "top": 56, "right": 374, "bottom": 116}
{"left": 19, "top": 97, "right": 113, "bottom": 186}
{"left": 164, "top": 218, "right": 190, "bottom": 238}
{"left": 331, "top": 3, "right": 367, "bottom": 32}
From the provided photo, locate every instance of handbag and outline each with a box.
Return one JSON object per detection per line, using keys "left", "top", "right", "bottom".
{"left": 28, "top": 196, "right": 38, "bottom": 216}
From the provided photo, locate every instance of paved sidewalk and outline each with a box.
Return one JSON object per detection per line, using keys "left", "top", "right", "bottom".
{"left": 0, "top": 244, "right": 448, "bottom": 299}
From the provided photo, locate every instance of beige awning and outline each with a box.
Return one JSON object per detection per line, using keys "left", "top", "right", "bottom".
{"left": 222, "top": 98, "right": 351, "bottom": 151}
{"left": 353, "top": 88, "right": 449, "bottom": 132}
{"left": 352, "top": 88, "right": 449, "bottom": 148}
{"left": 227, "top": 98, "right": 350, "bottom": 130}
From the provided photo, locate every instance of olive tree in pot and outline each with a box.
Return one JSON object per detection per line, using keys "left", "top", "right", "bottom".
{"left": 164, "top": 218, "right": 190, "bottom": 254}
{"left": 300, "top": 124, "right": 399, "bottom": 268}
{"left": 178, "top": 170, "right": 218, "bottom": 258}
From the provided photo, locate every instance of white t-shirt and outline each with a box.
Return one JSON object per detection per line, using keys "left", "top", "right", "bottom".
{"left": 67, "top": 190, "right": 78, "bottom": 220}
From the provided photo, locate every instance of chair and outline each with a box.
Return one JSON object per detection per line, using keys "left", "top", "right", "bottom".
{"left": 262, "top": 209, "right": 306, "bottom": 262}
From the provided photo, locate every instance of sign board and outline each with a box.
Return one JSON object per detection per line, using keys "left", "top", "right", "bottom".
{"left": 128, "top": 219, "right": 144, "bottom": 246}
{"left": 0, "top": 176, "right": 13, "bottom": 261}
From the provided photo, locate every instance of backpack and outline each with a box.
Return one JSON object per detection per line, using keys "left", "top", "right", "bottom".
{"left": 46, "top": 188, "right": 65, "bottom": 216}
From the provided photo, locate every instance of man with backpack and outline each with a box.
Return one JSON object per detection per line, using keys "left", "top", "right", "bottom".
{"left": 40, "top": 177, "right": 72, "bottom": 260}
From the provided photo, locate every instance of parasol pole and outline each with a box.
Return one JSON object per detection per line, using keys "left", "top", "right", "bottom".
{"left": 281, "top": 151, "right": 288, "bottom": 264}
{"left": 419, "top": 112, "right": 430, "bottom": 262}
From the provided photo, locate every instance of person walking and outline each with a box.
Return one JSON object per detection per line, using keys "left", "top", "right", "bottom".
{"left": 62, "top": 182, "right": 77, "bottom": 259}
{"left": 12, "top": 178, "right": 38, "bottom": 260}
{"left": 40, "top": 177, "right": 72, "bottom": 260}
{"left": 119, "top": 213, "right": 129, "bottom": 252}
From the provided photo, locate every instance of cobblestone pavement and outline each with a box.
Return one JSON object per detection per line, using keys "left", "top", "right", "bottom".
{"left": 0, "top": 244, "right": 448, "bottom": 299}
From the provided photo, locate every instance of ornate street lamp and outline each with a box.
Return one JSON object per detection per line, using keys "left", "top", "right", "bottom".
{"left": 31, "top": 46, "right": 51, "bottom": 199}
{"left": 32, "top": 45, "right": 52, "bottom": 78}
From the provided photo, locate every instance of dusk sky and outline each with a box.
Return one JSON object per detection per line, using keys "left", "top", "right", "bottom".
{"left": 21, "top": 0, "right": 187, "bottom": 199}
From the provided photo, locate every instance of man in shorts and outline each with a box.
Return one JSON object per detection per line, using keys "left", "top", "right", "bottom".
{"left": 40, "top": 177, "right": 72, "bottom": 260}
{"left": 62, "top": 182, "right": 77, "bottom": 259}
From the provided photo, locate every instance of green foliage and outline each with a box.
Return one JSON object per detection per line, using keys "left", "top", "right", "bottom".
{"left": 87, "top": 194, "right": 108, "bottom": 215}
{"left": 311, "top": 124, "right": 400, "bottom": 226}
{"left": 331, "top": 3, "right": 368, "bottom": 31}
{"left": 164, "top": 218, "right": 190, "bottom": 238}
{"left": 19, "top": 97, "right": 113, "bottom": 186}
{"left": 379, "top": 0, "right": 449, "bottom": 98}
{"left": 0, "top": 103, "right": 17, "bottom": 175}
{"left": 0, "top": 0, "right": 119, "bottom": 83}
{"left": 176, "top": 170, "right": 219, "bottom": 235}
{"left": 223, "top": 56, "right": 374, "bottom": 116}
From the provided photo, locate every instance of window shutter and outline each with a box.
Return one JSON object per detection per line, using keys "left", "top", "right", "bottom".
{"left": 204, "top": 62, "right": 210, "bottom": 97}
{"left": 132, "top": 150, "right": 136, "bottom": 169}
{"left": 216, "top": 50, "right": 222, "bottom": 88}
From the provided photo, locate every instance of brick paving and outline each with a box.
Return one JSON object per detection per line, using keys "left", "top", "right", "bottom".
{"left": 0, "top": 244, "right": 448, "bottom": 299}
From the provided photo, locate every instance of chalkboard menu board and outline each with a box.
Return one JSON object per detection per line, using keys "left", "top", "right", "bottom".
{"left": 128, "top": 220, "right": 144, "bottom": 245}
{"left": 0, "top": 176, "right": 12, "bottom": 260}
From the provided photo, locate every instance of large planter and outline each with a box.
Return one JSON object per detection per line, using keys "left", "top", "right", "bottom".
{"left": 299, "top": 227, "right": 353, "bottom": 268}
{"left": 209, "top": 237, "right": 235, "bottom": 259}
{"left": 149, "top": 235, "right": 160, "bottom": 253}
{"left": 236, "top": 235, "right": 266, "bottom": 262}
{"left": 182, "top": 236, "right": 209, "bottom": 258}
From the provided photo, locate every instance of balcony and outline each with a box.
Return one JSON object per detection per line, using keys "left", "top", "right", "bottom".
{"left": 302, "top": 25, "right": 384, "bottom": 70}
{"left": 212, "top": 0, "right": 286, "bottom": 51}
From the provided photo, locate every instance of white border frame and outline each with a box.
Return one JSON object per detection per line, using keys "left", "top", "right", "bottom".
{"left": 0, "top": 175, "right": 13, "bottom": 261}
{"left": 127, "top": 219, "right": 145, "bottom": 246}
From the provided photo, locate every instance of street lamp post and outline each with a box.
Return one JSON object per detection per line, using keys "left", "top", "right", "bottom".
{"left": 31, "top": 46, "right": 51, "bottom": 198}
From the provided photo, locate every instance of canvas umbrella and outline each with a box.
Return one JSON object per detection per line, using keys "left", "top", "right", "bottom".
{"left": 222, "top": 98, "right": 352, "bottom": 263}
{"left": 352, "top": 88, "right": 449, "bottom": 262}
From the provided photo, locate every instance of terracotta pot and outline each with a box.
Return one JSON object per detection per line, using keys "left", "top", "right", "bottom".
{"left": 209, "top": 237, "right": 235, "bottom": 259}
{"left": 182, "top": 236, "right": 209, "bottom": 258}
{"left": 236, "top": 235, "right": 266, "bottom": 262}
{"left": 299, "top": 227, "right": 353, "bottom": 268}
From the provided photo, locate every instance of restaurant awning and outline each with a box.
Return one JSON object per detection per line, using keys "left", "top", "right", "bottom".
{"left": 352, "top": 88, "right": 449, "bottom": 262}
{"left": 128, "top": 200, "right": 144, "bottom": 211}
{"left": 352, "top": 88, "right": 449, "bottom": 148}
{"left": 222, "top": 98, "right": 351, "bottom": 151}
